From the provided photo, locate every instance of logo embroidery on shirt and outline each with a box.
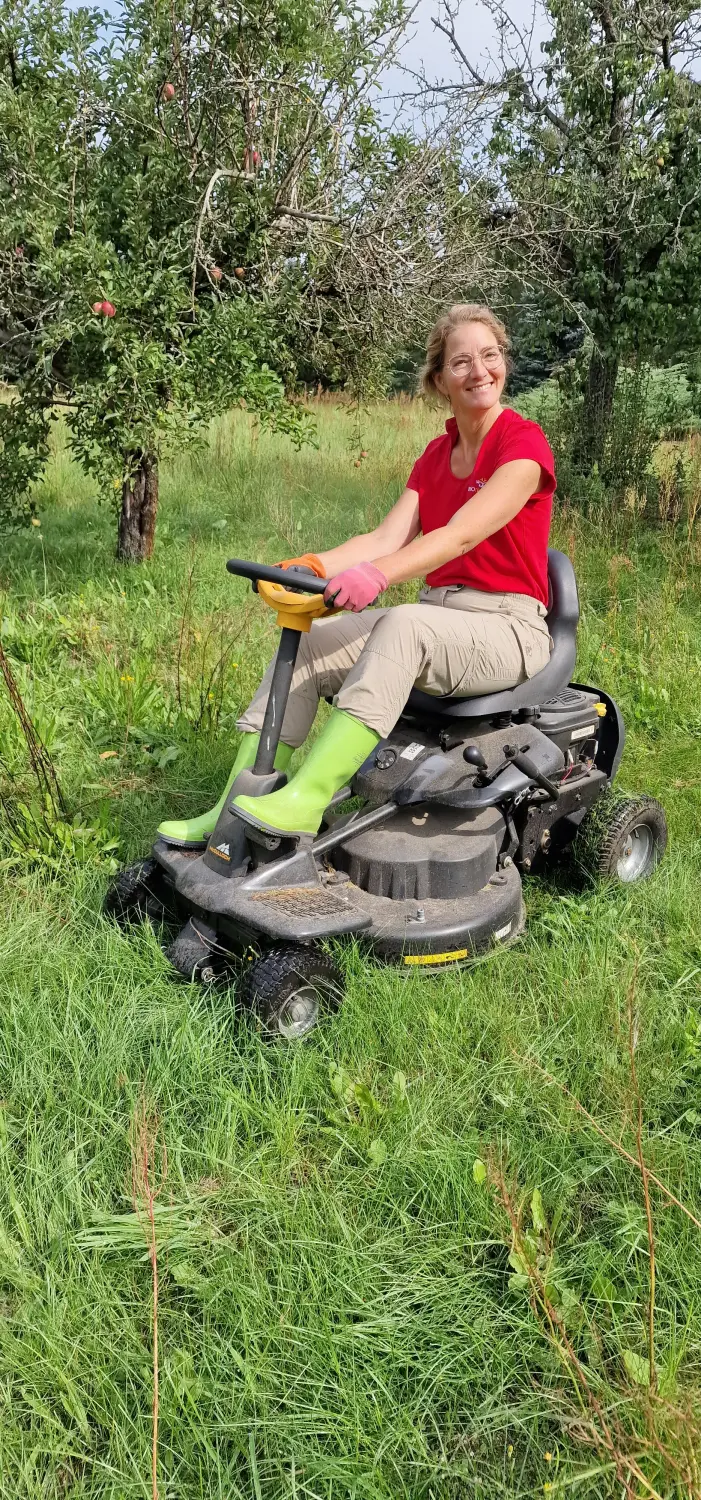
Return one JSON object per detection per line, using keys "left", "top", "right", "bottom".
{"left": 466, "top": 478, "right": 486, "bottom": 494}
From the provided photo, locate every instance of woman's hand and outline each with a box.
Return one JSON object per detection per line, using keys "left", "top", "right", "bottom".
{"left": 323, "top": 562, "right": 388, "bottom": 612}
{"left": 277, "top": 553, "right": 325, "bottom": 577}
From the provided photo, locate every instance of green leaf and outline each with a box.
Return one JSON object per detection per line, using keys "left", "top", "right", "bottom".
{"left": 353, "top": 1080, "right": 383, "bottom": 1116}
{"left": 591, "top": 1272, "right": 616, "bottom": 1304}
{"left": 391, "top": 1070, "right": 407, "bottom": 1099}
{"left": 508, "top": 1247, "right": 529, "bottom": 1277}
{"left": 472, "top": 1158, "right": 487, "bottom": 1185}
{"left": 531, "top": 1187, "right": 548, "bottom": 1234}
{"left": 622, "top": 1349, "right": 652, "bottom": 1386}
{"left": 367, "top": 1139, "right": 388, "bottom": 1167}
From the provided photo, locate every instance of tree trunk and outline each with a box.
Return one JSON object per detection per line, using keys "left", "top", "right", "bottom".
{"left": 575, "top": 346, "right": 620, "bottom": 472}
{"left": 117, "top": 452, "right": 158, "bottom": 563}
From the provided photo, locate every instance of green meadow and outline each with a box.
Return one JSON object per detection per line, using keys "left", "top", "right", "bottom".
{"left": 1, "top": 399, "right": 700, "bottom": 1497}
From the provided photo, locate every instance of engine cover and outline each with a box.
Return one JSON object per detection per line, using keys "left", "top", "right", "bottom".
{"left": 330, "top": 803, "right": 505, "bottom": 900}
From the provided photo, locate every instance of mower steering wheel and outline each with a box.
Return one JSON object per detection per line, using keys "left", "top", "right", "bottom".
{"left": 226, "top": 557, "right": 334, "bottom": 632}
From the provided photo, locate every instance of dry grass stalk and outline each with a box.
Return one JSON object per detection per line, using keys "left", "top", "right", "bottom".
{"left": 489, "top": 1158, "right": 701, "bottom": 1497}
{"left": 130, "top": 1098, "right": 168, "bottom": 1500}
{"left": 625, "top": 964, "right": 657, "bottom": 1393}
{"left": 488, "top": 1158, "right": 665, "bottom": 1500}
{"left": 0, "top": 638, "right": 67, "bottom": 816}
{"left": 174, "top": 550, "right": 253, "bottom": 730}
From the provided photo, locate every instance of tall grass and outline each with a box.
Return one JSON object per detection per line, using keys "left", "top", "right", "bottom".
{"left": 0, "top": 399, "right": 700, "bottom": 1497}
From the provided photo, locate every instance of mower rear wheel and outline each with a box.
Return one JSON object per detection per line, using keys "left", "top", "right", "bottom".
{"left": 104, "top": 857, "right": 170, "bottom": 925}
{"left": 244, "top": 945, "right": 343, "bottom": 1041}
{"left": 577, "top": 792, "right": 667, "bottom": 883}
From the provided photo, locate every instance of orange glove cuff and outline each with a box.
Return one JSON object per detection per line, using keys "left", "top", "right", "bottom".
{"left": 277, "top": 553, "right": 325, "bottom": 577}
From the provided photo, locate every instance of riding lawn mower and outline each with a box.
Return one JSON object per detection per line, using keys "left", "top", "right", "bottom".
{"left": 105, "top": 550, "right": 668, "bottom": 1039}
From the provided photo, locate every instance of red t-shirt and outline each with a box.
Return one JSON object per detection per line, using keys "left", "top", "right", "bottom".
{"left": 407, "top": 407, "right": 556, "bottom": 605}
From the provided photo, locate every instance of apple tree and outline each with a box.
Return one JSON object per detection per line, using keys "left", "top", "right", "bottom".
{"left": 2, "top": 0, "right": 485, "bottom": 558}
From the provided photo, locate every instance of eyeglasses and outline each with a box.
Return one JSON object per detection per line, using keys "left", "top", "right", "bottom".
{"left": 446, "top": 346, "right": 505, "bottom": 377}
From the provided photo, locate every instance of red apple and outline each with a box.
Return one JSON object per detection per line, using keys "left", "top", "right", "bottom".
{"left": 210, "top": 265, "right": 223, "bottom": 281}
{"left": 92, "top": 300, "right": 103, "bottom": 314}
{"left": 15, "top": 245, "right": 24, "bottom": 258}
{"left": 162, "top": 81, "right": 175, "bottom": 101}
{"left": 234, "top": 267, "right": 245, "bottom": 279}
{"left": 360, "top": 450, "right": 369, "bottom": 458}
{"left": 101, "top": 300, "right": 116, "bottom": 317}
{"left": 252, "top": 150, "right": 261, "bottom": 165}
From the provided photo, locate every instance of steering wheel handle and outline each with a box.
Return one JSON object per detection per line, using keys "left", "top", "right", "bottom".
{"left": 226, "top": 558, "right": 328, "bottom": 595}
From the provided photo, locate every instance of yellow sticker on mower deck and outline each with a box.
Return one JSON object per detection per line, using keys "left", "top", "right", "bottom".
{"left": 404, "top": 948, "right": 468, "bottom": 966}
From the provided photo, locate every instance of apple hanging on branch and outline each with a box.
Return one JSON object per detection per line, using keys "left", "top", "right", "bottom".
{"left": 162, "top": 81, "right": 175, "bottom": 101}
{"left": 210, "top": 265, "right": 223, "bottom": 281}
{"left": 92, "top": 300, "right": 116, "bottom": 317}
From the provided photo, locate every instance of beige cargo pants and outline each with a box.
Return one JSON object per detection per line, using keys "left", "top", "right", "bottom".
{"left": 237, "top": 586, "right": 552, "bottom": 747}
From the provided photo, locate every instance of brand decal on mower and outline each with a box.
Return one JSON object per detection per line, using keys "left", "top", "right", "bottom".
{"left": 494, "top": 922, "right": 512, "bottom": 941}
{"left": 570, "top": 723, "right": 597, "bottom": 741}
{"left": 209, "top": 843, "right": 231, "bottom": 862}
{"left": 400, "top": 741, "right": 425, "bottom": 761}
{"left": 403, "top": 947, "right": 468, "bottom": 965}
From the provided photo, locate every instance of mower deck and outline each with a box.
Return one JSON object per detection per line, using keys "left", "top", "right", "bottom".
{"left": 154, "top": 834, "right": 524, "bottom": 965}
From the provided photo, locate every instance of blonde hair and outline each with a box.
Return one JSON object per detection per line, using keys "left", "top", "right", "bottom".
{"left": 420, "top": 303, "right": 510, "bottom": 397}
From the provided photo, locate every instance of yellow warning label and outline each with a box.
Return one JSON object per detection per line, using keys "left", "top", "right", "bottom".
{"left": 403, "top": 948, "right": 468, "bottom": 966}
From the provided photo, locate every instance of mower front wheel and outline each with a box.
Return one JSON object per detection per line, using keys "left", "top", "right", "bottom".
{"left": 244, "top": 945, "right": 344, "bottom": 1041}
{"left": 576, "top": 792, "right": 667, "bottom": 883}
{"left": 104, "top": 857, "right": 171, "bottom": 925}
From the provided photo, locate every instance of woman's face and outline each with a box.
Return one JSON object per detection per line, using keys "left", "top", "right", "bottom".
{"left": 434, "top": 321, "right": 506, "bottom": 418}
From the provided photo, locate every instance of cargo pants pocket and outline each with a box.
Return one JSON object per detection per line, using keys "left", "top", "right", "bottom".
{"left": 508, "top": 618, "right": 552, "bottom": 680}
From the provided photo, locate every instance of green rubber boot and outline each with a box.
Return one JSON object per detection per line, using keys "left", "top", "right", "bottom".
{"left": 233, "top": 710, "right": 379, "bottom": 838}
{"left": 157, "top": 734, "right": 294, "bottom": 848}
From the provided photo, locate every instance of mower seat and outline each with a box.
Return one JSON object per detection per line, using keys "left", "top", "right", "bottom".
{"left": 406, "top": 548, "right": 579, "bottom": 720}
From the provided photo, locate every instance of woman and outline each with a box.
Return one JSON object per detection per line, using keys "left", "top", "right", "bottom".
{"left": 158, "top": 303, "right": 556, "bottom": 847}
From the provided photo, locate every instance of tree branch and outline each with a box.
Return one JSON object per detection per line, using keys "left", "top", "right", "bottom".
{"left": 432, "top": 10, "right": 571, "bottom": 136}
{"left": 190, "top": 166, "right": 255, "bottom": 303}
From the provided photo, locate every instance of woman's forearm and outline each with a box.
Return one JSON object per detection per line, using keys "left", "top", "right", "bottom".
{"left": 374, "top": 461, "right": 542, "bottom": 586}
{"left": 373, "top": 524, "right": 472, "bottom": 586}
{"left": 316, "top": 532, "right": 385, "bottom": 574}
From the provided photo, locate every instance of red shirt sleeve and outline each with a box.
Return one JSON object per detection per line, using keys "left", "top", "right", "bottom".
{"left": 407, "top": 452, "right": 425, "bottom": 491}
{"left": 494, "top": 418, "right": 556, "bottom": 498}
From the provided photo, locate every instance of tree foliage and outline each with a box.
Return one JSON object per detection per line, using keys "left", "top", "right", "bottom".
{"left": 1, "top": 0, "right": 484, "bottom": 555}
{"left": 431, "top": 0, "right": 701, "bottom": 465}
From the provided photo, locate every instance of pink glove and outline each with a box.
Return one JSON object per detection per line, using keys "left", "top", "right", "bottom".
{"left": 323, "top": 561, "right": 388, "bottom": 612}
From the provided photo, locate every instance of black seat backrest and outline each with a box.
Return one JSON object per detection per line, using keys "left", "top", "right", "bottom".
{"left": 406, "top": 548, "right": 579, "bottom": 720}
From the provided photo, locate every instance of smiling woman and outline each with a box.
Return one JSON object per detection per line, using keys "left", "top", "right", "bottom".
{"left": 158, "top": 302, "right": 558, "bottom": 849}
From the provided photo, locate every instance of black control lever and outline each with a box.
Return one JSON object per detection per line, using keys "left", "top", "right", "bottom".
{"left": 464, "top": 740, "right": 559, "bottom": 799}
{"left": 503, "top": 743, "right": 559, "bottom": 801}
{"left": 462, "top": 744, "right": 488, "bottom": 771}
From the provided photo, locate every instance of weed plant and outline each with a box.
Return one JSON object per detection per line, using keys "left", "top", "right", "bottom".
{"left": 0, "top": 401, "right": 700, "bottom": 1496}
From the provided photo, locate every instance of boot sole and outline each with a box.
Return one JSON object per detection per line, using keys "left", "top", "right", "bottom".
{"left": 233, "top": 805, "right": 313, "bottom": 840}
{"left": 157, "top": 834, "right": 209, "bottom": 850}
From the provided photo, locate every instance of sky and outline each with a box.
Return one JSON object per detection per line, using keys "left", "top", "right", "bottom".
{"left": 380, "top": 0, "right": 552, "bottom": 116}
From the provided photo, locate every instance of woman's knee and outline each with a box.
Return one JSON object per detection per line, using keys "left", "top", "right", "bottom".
{"left": 367, "top": 603, "right": 434, "bottom": 661}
